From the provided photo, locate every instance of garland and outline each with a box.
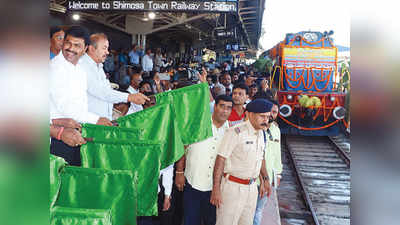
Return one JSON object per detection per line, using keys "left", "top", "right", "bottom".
{"left": 283, "top": 66, "right": 333, "bottom": 91}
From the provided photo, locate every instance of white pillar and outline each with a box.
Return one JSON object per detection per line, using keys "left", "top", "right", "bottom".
{"left": 142, "top": 35, "right": 146, "bottom": 50}
{"left": 131, "top": 34, "right": 137, "bottom": 46}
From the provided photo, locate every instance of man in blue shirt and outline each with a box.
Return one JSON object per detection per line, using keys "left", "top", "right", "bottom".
{"left": 118, "top": 49, "right": 128, "bottom": 66}
{"left": 128, "top": 44, "right": 144, "bottom": 65}
{"left": 103, "top": 50, "right": 115, "bottom": 82}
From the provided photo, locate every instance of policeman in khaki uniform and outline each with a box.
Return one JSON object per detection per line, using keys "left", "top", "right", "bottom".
{"left": 210, "top": 99, "right": 273, "bottom": 225}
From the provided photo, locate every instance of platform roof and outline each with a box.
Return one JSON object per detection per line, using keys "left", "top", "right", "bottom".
{"left": 50, "top": 0, "right": 265, "bottom": 51}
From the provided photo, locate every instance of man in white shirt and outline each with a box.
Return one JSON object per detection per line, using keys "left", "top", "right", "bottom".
{"left": 126, "top": 68, "right": 145, "bottom": 114}
{"left": 49, "top": 26, "right": 111, "bottom": 166}
{"left": 142, "top": 48, "right": 153, "bottom": 72}
{"left": 79, "top": 33, "right": 149, "bottom": 120}
{"left": 158, "top": 165, "right": 174, "bottom": 224}
{"left": 175, "top": 95, "right": 233, "bottom": 225}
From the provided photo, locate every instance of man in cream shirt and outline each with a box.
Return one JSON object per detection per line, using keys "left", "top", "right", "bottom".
{"left": 175, "top": 95, "right": 233, "bottom": 225}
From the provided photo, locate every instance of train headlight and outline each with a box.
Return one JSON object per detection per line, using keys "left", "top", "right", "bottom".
{"left": 333, "top": 106, "right": 346, "bottom": 120}
{"left": 303, "top": 32, "right": 318, "bottom": 42}
{"left": 280, "top": 105, "right": 292, "bottom": 118}
{"left": 330, "top": 96, "right": 336, "bottom": 102}
{"left": 287, "top": 94, "right": 293, "bottom": 100}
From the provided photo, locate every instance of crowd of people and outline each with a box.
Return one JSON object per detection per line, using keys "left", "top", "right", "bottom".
{"left": 49, "top": 25, "right": 282, "bottom": 225}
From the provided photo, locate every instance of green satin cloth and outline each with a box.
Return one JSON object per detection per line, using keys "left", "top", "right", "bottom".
{"left": 116, "top": 103, "right": 184, "bottom": 169}
{"left": 50, "top": 154, "right": 67, "bottom": 208}
{"left": 155, "top": 82, "right": 213, "bottom": 145}
{"left": 54, "top": 166, "right": 137, "bottom": 225}
{"left": 50, "top": 206, "right": 112, "bottom": 225}
{"left": 81, "top": 123, "right": 143, "bottom": 141}
{"left": 80, "top": 139, "right": 163, "bottom": 216}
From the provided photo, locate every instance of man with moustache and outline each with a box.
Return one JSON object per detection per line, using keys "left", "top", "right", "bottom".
{"left": 49, "top": 26, "right": 112, "bottom": 166}
{"left": 220, "top": 73, "right": 233, "bottom": 93}
{"left": 79, "top": 33, "right": 149, "bottom": 120}
{"left": 228, "top": 83, "right": 249, "bottom": 127}
{"left": 210, "top": 99, "right": 273, "bottom": 225}
{"left": 175, "top": 94, "right": 233, "bottom": 225}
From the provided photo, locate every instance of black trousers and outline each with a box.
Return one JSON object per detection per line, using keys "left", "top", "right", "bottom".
{"left": 50, "top": 138, "right": 81, "bottom": 166}
{"left": 183, "top": 182, "right": 216, "bottom": 225}
{"left": 171, "top": 174, "right": 184, "bottom": 225}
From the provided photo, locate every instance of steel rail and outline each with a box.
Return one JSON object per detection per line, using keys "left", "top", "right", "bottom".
{"left": 328, "top": 136, "right": 351, "bottom": 167}
{"left": 284, "top": 136, "right": 320, "bottom": 225}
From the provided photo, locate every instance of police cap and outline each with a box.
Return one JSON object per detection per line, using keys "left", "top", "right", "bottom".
{"left": 246, "top": 99, "right": 273, "bottom": 113}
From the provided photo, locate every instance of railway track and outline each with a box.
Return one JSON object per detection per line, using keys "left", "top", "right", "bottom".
{"left": 329, "top": 134, "right": 351, "bottom": 158}
{"left": 277, "top": 135, "right": 350, "bottom": 225}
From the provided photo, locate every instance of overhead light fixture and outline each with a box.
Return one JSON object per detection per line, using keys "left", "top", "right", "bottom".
{"left": 72, "top": 14, "right": 80, "bottom": 21}
{"left": 148, "top": 12, "right": 156, "bottom": 20}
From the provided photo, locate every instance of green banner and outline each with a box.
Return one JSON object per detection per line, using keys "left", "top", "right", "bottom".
{"left": 50, "top": 154, "right": 67, "bottom": 208}
{"left": 51, "top": 207, "right": 112, "bottom": 225}
{"left": 80, "top": 139, "right": 163, "bottom": 216}
{"left": 54, "top": 166, "right": 137, "bottom": 225}
{"left": 117, "top": 103, "right": 184, "bottom": 168}
{"left": 81, "top": 123, "right": 143, "bottom": 141}
{"left": 155, "top": 82, "right": 212, "bottom": 145}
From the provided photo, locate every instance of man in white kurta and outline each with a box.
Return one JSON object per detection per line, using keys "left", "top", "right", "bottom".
{"left": 78, "top": 33, "right": 148, "bottom": 120}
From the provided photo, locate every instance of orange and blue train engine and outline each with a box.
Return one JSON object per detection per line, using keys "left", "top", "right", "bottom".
{"left": 268, "top": 31, "right": 348, "bottom": 136}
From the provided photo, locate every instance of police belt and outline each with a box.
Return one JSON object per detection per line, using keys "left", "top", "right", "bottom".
{"left": 224, "top": 173, "right": 257, "bottom": 185}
